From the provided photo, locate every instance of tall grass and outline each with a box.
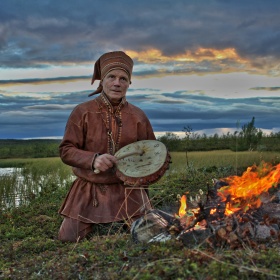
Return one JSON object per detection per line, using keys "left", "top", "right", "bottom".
{"left": 170, "top": 150, "right": 280, "bottom": 172}
{"left": 0, "top": 157, "right": 68, "bottom": 165}
{"left": 0, "top": 158, "right": 72, "bottom": 210}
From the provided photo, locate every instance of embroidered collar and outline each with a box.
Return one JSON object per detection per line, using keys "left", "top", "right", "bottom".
{"left": 99, "top": 92, "right": 126, "bottom": 111}
{"left": 95, "top": 92, "right": 125, "bottom": 155}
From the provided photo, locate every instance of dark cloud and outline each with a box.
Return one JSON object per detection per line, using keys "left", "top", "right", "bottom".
{"left": 1, "top": 88, "right": 279, "bottom": 138}
{"left": 129, "top": 93, "right": 280, "bottom": 132}
{"left": 0, "top": 0, "right": 280, "bottom": 68}
{"left": 250, "top": 87, "right": 280, "bottom": 91}
{"left": 0, "top": 76, "right": 89, "bottom": 85}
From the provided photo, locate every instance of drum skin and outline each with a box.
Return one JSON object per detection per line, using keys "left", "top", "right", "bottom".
{"left": 115, "top": 140, "right": 171, "bottom": 186}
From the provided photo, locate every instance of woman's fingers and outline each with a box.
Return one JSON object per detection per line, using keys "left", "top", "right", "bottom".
{"left": 94, "top": 154, "right": 117, "bottom": 172}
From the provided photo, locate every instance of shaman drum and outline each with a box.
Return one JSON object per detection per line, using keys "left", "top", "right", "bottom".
{"left": 115, "top": 140, "right": 171, "bottom": 186}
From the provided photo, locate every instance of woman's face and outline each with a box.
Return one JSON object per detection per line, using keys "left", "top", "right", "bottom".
{"left": 101, "top": 69, "right": 130, "bottom": 103}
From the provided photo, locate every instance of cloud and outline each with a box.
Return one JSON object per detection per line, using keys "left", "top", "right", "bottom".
{"left": 24, "top": 104, "right": 76, "bottom": 110}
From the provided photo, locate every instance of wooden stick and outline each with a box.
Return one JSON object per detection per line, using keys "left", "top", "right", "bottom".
{"left": 116, "top": 150, "right": 144, "bottom": 160}
{"left": 94, "top": 149, "right": 144, "bottom": 174}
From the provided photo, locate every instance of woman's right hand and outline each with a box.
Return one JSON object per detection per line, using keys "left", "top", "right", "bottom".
{"left": 93, "top": 153, "right": 118, "bottom": 174}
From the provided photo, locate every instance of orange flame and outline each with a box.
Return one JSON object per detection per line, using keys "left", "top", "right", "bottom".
{"left": 178, "top": 195, "right": 187, "bottom": 217}
{"left": 177, "top": 162, "right": 280, "bottom": 221}
{"left": 218, "top": 162, "right": 280, "bottom": 214}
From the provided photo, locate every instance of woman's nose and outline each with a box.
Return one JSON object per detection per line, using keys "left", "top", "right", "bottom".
{"left": 113, "top": 78, "right": 121, "bottom": 86}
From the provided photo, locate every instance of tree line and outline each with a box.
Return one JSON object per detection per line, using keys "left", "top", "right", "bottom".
{"left": 0, "top": 139, "right": 61, "bottom": 159}
{"left": 158, "top": 117, "right": 280, "bottom": 152}
{"left": 0, "top": 118, "right": 279, "bottom": 159}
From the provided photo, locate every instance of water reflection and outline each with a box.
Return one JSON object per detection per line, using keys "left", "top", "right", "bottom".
{"left": 0, "top": 166, "right": 73, "bottom": 210}
{"left": 0, "top": 168, "right": 17, "bottom": 176}
{"left": 0, "top": 168, "right": 36, "bottom": 209}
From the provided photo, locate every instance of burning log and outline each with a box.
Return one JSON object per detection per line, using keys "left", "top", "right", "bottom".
{"left": 131, "top": 162, "right": 280, "bottom": 248}
{"left": 178, "top": 165, "right": 280, "bottom": 248}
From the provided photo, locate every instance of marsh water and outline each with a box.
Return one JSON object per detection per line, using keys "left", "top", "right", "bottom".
{"left": 0, "top": 163, "right": 73, "bottom": 210}
{"left": 0, "top": 167, "right": 38, "bottom": 209}
{"left": 0, "top": 168, "right": 17, "bottom": 176}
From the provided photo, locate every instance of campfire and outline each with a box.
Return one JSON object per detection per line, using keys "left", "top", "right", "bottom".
{"left": 131, "top": 162, "right": 280, "bottom": 248}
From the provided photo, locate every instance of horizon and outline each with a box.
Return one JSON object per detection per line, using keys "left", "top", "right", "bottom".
{"left": 0, "top": 126, "right": 277, "bottom": 141}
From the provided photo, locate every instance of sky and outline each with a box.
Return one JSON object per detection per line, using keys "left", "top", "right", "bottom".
{"left": 0, "top": 0, "right": 280, "bottom": 139}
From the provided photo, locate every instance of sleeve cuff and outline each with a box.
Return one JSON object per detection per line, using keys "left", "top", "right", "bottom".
{"left": 91, "top": 153, "right": 101, "bottom": 171}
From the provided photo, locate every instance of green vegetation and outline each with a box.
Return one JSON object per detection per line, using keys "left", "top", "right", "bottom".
{"left": 159, "top": 118, "right": 280, "bottom": 152}
{"left": 0, "top": 139, "right": 61, "bottom": 159}
{"left": 158, "top": 130, "right": 280, "bottom": 152}
{"left": 0, "top": 152, "right": 279, "bottom": 279}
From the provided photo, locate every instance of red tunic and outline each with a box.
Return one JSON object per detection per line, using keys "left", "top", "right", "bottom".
{"left": 59, "top": 93, "right": 156, "bottom": 223}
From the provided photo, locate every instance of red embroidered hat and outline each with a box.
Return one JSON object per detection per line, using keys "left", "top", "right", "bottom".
{"left": 88, "top": 51, "right": 134, "bottom": 97}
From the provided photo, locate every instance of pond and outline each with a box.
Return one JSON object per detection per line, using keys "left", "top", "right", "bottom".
{"left": 0, "top": 166, "right": 73, "bottom": 210}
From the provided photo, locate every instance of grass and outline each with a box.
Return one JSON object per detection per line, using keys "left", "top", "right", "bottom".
{"left": 0, "top": 157, "right": 63, "bottom": 168}
{"left": 0, "top": 151, "right": 280, "bottom": 279}
{"left": 170, "top": 150, "right": 280, "bottom": 171}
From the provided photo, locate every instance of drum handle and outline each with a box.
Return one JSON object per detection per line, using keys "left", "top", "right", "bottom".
{"left": 117, "top": 150, "right": 144, "bottom": 160}
{"left": 94, "top": 150, "right": 144, "bottom": 174}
